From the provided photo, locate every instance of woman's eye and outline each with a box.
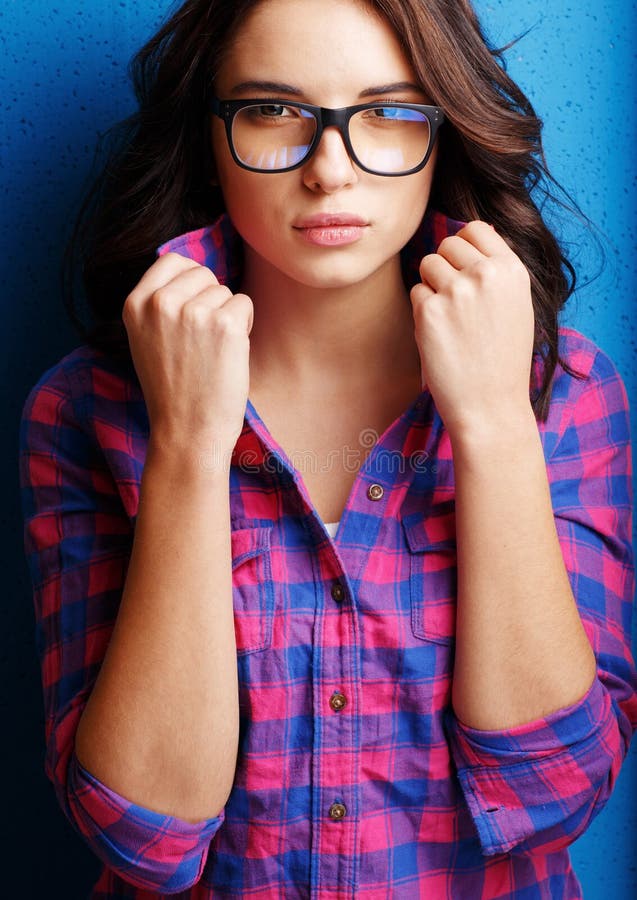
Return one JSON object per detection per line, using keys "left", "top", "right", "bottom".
{"left": 258, "top": 104, "right": 291, "bottom": 117}
{"left": 359, "top": 106, "right": 401, "bottom": 122}
{"left": 361, "top": 106, "right": 425, "bottom": 124}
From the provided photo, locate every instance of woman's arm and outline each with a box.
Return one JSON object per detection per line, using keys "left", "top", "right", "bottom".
{"left": 19, "top": 252, "right": 252, "bottom": 889}
{"left": 74, "top": 435, "right": 240, "bottom": 823}
{"left": 73, "top": 250, "right": 253, "bottom": 825}
{"left": 19, "top": 357, "right": 230, "bottom": 891}
{"left": 444, "top": 344, "right": 636, "bottom": 855}
{"left": 450, "top": 408, "right": 596, "bottom": 729}
{"left": 410, "top": 220, "right": 605, "bottom": 725}
{"left": 411, "top": 222, "right": 637, "bottom": 855}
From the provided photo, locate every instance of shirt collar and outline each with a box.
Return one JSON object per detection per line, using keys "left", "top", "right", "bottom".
{"left": 156, "top": 208, "right": 466, "bottom": 476}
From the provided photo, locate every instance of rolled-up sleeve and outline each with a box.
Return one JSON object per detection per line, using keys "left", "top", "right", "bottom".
{"left": 18, "top": 358, "right": 224, "bottom": 892}
{"left": 446, "top": 344, "right": 637, "bottom": 856}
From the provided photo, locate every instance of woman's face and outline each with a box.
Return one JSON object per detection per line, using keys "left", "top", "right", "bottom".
{"left": 211, "top": 0, "right": 438, "bottom": 291}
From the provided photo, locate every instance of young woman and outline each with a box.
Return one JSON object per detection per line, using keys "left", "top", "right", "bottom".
{"left": 19, "top": 0, "right": 636, "bottom": 897}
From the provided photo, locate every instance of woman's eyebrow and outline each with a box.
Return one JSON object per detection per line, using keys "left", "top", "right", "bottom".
{"left": 229, "top": 80, "right": 303, "bottom": 96}
{"left": 359, "top": 82, "right": 425, "bottom": 97}
{"left": 228, "top": 80, "right": 425, "bottom": 98}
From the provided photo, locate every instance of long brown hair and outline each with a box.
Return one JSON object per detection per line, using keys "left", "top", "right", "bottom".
{"left": 65, "top": 0, "right": 591, "bottom": 420}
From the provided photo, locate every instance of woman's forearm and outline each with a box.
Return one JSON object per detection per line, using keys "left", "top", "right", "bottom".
{"left": 75, "top": 437, "right": 239, "bottom": 823}
{"left": 450, "top": 407, "right": 597, "bottom": 731}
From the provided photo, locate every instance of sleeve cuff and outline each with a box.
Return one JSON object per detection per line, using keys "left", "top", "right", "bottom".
{"left": 446, "top": 678, "right": 620, "bottom": 855}
{"left": 67, "top": 749, "right": 224, "bottom": 892}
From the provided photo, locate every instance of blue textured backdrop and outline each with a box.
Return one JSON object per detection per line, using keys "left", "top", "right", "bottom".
{"left": 2, "top": 1, "right": 635, "bottom": 897}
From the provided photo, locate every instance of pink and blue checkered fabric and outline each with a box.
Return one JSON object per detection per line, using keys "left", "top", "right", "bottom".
{"left": 19, "top": 209, "right": 637, "bottom": 898}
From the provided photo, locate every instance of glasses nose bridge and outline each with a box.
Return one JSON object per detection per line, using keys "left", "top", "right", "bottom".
{"left": 315, "top": 105, "right": 353, "bottom": 153}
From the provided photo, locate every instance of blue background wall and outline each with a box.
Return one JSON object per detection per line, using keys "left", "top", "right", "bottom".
{"left": 2, "top": 0, "right": 635, "bottom": 896}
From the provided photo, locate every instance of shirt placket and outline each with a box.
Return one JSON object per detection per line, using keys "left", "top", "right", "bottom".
{"left": 242, "top": 399, "right": 424, "bottom": 898}
{"left": 309, "top": 537, "right": 361, "bottom": 900}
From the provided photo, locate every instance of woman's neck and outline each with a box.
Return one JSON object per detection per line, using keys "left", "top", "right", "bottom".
{"left": 241, "top": 247, "right": 423, "bottom": 391}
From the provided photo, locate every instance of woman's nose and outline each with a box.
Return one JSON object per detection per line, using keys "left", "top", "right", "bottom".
{"left": 302, "top": 126, "right": 359, "bottom": 193}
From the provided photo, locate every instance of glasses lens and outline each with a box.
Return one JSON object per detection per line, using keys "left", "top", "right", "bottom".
{"left": 349, "top": 106, "right": 431, "bottom": 174}
{"left": 232, "top": 104, "right": 317, "bottom": 171}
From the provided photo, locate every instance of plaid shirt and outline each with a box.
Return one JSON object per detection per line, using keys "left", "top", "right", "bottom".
{"left": 19, "top": 209, "right": 637, "bottom": 899}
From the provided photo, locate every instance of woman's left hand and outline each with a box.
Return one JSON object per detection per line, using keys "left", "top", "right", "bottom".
{"left": 410, "top": 220, "right": 536, "bottom": 441}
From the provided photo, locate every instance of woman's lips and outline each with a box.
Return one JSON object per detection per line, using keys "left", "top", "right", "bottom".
{"left": 296, "top": 225, "right": 366, "bottom": 246}
{"left": 293, "top": 213, "right": 369, "bottom": 247}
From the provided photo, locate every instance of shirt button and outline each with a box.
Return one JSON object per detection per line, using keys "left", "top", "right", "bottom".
{"left": 367, "top": 483, "right": 384, "bottom": 501}
{"left": 331, "top": 582, "right": 345, "bottom": 602}
{"left": 329, "top": 691, "right": 347, "bottom": 712}
{"left": 329, "top": 802, "right": 347, "bottom": 820}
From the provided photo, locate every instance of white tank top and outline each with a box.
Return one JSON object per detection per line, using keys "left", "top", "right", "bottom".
{"left": 323, "top": 520, "right": 340, "bottom": 538}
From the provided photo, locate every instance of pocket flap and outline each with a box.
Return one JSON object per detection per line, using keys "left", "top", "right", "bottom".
{"left": 231, "top": 526, "right": 272, "bottom": 569}
{"left": 402, "top": 509, "right": 456, "bottom": 553}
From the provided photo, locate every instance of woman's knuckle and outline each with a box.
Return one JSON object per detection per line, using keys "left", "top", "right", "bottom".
{"left": 473, "top": 258, "right": 496, "bottom": 283}
{"left": 181, "top": 300, "right": 208, "bottom": 326}
{"left": 419, "top": 253, "right": 436, "bottom": 276}
{"left": 179, "top": 287, "right": 236, "bottom": 327}
{"left": 153, "top": 286, "right": 185, "bottom": 315}
{"left": 449, "top": 278, "right": 470, "bottom": 301}
{"left": 411, "top": 283, "right": 427, "bottom": 304}
{"left": 164, "top": 251, "right": 193, "bottom": 270}
{"left": 216, "top": 284, "right": 234, "bottom": 302}
{"left": 422, "top": 297, "right": 444, "bottom": 323}
{"left": 121, "top": 295, "right": 135, "bottom": 323}
{"left": 214, "top": 307, "right": 237, "bottom": 333}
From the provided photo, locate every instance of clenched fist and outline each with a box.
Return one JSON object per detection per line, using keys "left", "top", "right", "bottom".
{"left": 410, "top": 221, "right": 535, "bottom": 441}
{"left": 122, "top": 252, "right": 254, "bottom": 459}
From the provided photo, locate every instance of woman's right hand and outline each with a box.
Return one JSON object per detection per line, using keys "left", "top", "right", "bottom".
{"left": 122, "top": 252, "right": 254, "bottom": 460}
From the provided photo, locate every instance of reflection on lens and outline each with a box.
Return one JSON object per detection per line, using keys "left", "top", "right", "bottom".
{"left": 242, "top": 143, "right": 313, "bottom": 170}
{"left": 233, "top": 104, "right": 317, "bottom": 171}
{"left": 357, "top": 147, "right": 408, "bottom": 172}
{"left": 349, "top": 107, "right": 430, "bottom": 173}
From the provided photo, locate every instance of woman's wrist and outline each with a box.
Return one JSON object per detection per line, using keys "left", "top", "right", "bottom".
{"left": 447, "top": 403, "right": 539, "bottom": 459}
{"left": 146, "top": 430, "right": 236, "bottom": 480}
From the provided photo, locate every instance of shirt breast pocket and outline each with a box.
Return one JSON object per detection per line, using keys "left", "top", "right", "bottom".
{"left": 402, "top": 512, "right": 457, "bottom": 645}
{"left": 231, "top": 525, "right": 274, "bottom": 655}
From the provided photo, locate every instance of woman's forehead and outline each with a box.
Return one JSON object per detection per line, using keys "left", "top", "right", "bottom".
{"left": 216, "top": 0, "right": 419, "bottom": 96}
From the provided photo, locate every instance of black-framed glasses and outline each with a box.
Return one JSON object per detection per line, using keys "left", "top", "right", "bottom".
{"left": 210, "top": 97, "right": 445, "bottom": 176}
